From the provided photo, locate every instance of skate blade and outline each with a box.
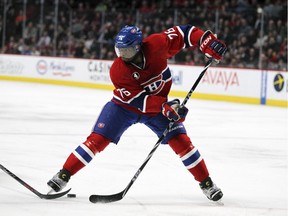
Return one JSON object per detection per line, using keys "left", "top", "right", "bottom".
{"left": 215, "top": 199, "right": 224, "bottom": 206}
{"left": 47, "top": 188, "right": 56, "bottom": 195}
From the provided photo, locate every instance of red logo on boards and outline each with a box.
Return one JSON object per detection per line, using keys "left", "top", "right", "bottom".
{"left": 202, "top": 70, "right": 239, "bottom": 90}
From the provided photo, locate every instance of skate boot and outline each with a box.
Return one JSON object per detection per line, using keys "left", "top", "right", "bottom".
{"left": 200, "top": 177, "right": 223, "bottom": 201}
{"left": 47, "top": 169, "right": 71, "bottom": 193}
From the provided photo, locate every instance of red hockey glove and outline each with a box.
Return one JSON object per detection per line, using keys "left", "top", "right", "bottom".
{"left": 162, "top": 99, "right": 189, "bottom": 122}
{"left": 199, "top": 30, "right": 227, "bottom": 63}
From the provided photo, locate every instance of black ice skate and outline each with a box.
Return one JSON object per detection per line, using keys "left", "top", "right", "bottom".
{"left": 47, "top": 169, "right": 71, "bottom": 193}
{"left": 200, "top": 177, "right": 223, "bottom": 201}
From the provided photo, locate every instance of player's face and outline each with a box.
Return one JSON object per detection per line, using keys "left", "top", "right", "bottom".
{"left": 115, "top": 46, "right": 138, "bottom": 62}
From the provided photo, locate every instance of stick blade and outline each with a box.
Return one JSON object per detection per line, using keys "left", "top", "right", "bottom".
{"left": 41, "top": 188, "right": 72, "bottom": 199}
{"left": 89, "top": 191, "right": 124, "bottom": 203}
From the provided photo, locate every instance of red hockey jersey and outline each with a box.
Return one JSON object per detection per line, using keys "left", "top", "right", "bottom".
{"left": 110, "top": 25, "right": 204, "bottom": 116}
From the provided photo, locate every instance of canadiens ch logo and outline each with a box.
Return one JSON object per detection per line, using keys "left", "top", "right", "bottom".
{"left": 97, "top": 123, "right": 105, "bottom": 128}
{"left": 132, "top": 72, "right": 140, "bottom": 80}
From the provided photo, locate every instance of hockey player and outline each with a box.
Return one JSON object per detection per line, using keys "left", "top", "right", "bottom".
{"left": 47, "top": 25, "right": 227, "bottom": 201}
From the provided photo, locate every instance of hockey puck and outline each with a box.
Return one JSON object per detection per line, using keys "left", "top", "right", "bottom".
{"left": 67, "top": 193, "right": 76, "bottom": 198}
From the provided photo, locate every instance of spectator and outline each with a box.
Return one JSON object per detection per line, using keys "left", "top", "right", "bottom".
{"left": 37, "top": 31, "right": 51, "bottom": 47}
{"left": 245, "top": 48, "right": 258, "bottom": 68}
{"left": 23, "top": 22, "right": 38, "bottom": 43}
{"left": 0, "top": 0, "right": 286, "bottom": 70}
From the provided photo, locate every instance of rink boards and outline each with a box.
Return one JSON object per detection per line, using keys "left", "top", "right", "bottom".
{"left": 0, "top": 54, "right": 287, "bottom": 107}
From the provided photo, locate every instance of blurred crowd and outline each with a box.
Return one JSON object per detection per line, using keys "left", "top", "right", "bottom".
{"left": 0, "top": 0, "right": 287, "bottom": 70}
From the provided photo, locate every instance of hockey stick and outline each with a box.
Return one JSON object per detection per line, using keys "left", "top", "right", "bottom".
{"left": 89, "top": 59, "right": 213, "bottom": 203}
{"left": 0, "top": 164, "right": 71, "bottom": 199}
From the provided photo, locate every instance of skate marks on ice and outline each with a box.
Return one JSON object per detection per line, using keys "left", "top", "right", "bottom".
{"left": 0, "top": 81, "right": 287, "bottom": 216}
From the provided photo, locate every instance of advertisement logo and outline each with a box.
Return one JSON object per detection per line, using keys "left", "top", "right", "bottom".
{"left": 36, "top": 60, "right": 75, "bottom": 76}
{"left": 171, "top": 70, "right": 183, "bottom": 85}
{"left": 88, "top": 61, "right": 112, "bottom": 83}
{"left": 0, "top": 58, "right": 24, "bottom": 75}
{"left": 273, "top": 73, "right": 285, "bottom": 92}
{"left": 36, "top": 60, "right": 48, "bottom": 75}
{"left": 202, "top": 69, "right": 239, "bottom": 90}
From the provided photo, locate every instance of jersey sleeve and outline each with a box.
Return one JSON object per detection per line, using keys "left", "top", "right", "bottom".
{"left": 161, "top": 25, "right": 205, "bottom": 58}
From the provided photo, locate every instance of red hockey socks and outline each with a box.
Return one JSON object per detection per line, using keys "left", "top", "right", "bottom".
{"left": 63, "top": 133, "right": 110, "bottom": 175}
{"left": 168, "top": 134, "right": 209, "bottom": 182}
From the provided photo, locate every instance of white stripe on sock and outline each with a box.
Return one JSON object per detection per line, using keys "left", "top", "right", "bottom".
{"left": 79, "top": 143, "right": 95, "bottom": 158}
{"left": 73, "top": 151, "right": 88, "bottom": 165}
{"left": 181, "top": 147, "right": 198, "bottom": 161}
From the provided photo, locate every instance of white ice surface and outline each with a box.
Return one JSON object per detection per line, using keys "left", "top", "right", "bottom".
{"left": 0, "top": 80, "right": 287, "bottom": 216}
